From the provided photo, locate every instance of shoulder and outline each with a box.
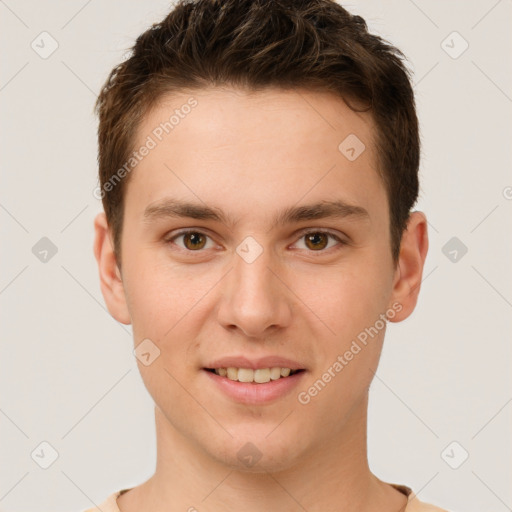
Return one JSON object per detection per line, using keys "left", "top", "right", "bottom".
{"left": 80, "top": 488, "right": 131, "bottom": 512}
{"left": 406, "top": 498, "right": 451, "bottom": 512}
{"left": 390, "top": 483, "right": 451, "bottom": 512}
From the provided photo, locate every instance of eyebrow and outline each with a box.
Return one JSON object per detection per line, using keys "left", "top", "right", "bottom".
{"left": 143, "top": 197, "right": 370, "bottom": 229}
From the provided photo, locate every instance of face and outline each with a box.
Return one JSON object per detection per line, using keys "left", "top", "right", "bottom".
{"left": 95, "top": 87, "right": 425, "bottom": 473}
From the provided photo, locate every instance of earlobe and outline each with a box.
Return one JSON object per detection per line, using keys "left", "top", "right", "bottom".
{"left": 93, "top": 212, "right": 132, "bottom": 325}
{"left": 388, "top": 211, "right": 429, "bottom": 323}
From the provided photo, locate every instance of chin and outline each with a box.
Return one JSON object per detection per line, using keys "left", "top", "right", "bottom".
{"left": 206, "top": 431, "right": 306, "bottom": 474}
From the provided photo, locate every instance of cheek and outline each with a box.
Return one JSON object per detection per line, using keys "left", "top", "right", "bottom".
{"left": 303, "top": 261, "right": 390, "bottom": 339}
{"left": 124, "top": 262, "right": 205, "bottom": 405}
{"left": 122, "top": 255, "right": 200, "bottom": 340}
{"left": 124, "top": 242, "right": 206, "bottom": 310}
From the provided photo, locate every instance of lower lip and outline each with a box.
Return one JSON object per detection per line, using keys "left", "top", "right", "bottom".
{"left": 202, "top": 369, "right": 306, "bottom": 405}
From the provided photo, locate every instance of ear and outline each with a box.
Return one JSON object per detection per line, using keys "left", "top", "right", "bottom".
{"left": 93, "top": 212, "right": 131, "bottom": 325}
{"left": 387, "top": 211, "right": 429, "bottom": 322}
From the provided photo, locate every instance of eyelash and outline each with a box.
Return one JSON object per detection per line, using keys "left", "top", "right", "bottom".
{"left": 165, "top": 228, "right": 346, "bottom": 255}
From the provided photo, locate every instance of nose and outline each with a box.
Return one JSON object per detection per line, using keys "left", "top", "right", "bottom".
{"left": 216, "top": 242, "right": 292, "bottom": 339}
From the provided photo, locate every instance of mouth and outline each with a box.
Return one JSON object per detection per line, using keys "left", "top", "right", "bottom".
{"left": 203, "top": 367, "right": 305, "bottom": 384}
{"left": 202, "top": 366, "right": 307, "bottom": 404}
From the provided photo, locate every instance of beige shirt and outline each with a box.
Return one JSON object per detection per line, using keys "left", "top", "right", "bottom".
{"left": 82, "top": 483, "right": 450, "bottom": 511}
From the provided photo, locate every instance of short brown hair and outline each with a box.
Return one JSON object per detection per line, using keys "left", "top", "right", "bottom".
{"left": 95, "top": 0, "right": 420, "bottom": 267}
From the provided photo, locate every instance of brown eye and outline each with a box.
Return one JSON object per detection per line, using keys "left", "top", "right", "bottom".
{"left": 292, "top": 230, "right": 345, "bottom": 253}
{"left": 166, "top": 229, "right": 216, "bottom": 253}
{"left": 304, "top": 232, "right": 329, "bottom": 250}
{"left": 183, "top": 232, "right": 207, "bottom": 250}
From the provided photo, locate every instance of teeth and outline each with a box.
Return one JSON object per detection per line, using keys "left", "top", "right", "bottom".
{"left": 238, "top": 368, "right": 253, "bottom": 382}
{"left": 254, "top": 368, "right": 270, "bottom": 383}
{"left": 270, "top": 367, "right": 281, "bottom": 380}
{"left": 226, "top": 367, "right": 238, "bottom": 380}
{"left": 213, "top": 367, "right": 298, "bottom": 383}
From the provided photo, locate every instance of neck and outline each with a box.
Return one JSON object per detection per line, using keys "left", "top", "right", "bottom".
{"left": 118, "top": 395, "right": 407, "bottom": 512}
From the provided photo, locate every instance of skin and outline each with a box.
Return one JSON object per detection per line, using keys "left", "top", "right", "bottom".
{"left": 94, "top": 87, "right": 428, "bottom": 512}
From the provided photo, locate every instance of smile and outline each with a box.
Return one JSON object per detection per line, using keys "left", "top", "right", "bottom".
{"left": 202, "top": 367, "right": 307, "bottom": 404}
{"left": 205, "top": 367, "right": 304, "bottom": 383}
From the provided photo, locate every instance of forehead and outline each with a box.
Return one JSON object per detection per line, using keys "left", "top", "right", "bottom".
{"left": 125, "top": 86, "right": 386, "bottom": 223}
{"left": 137, "top": 86, "right": 376, "bottom": 152}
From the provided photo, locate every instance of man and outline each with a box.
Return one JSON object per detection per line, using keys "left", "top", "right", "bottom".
{"left": 90, "top": 0, "right": 448, "bottom": 510}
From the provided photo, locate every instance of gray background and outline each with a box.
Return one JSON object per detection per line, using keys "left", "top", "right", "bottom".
{"left": 1, "top": 1, "right": 511, "bottom": 511}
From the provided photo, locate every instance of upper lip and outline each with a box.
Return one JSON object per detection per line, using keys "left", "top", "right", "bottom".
{"left": 204, "top": 355, "right": 306, "bottom": 371}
